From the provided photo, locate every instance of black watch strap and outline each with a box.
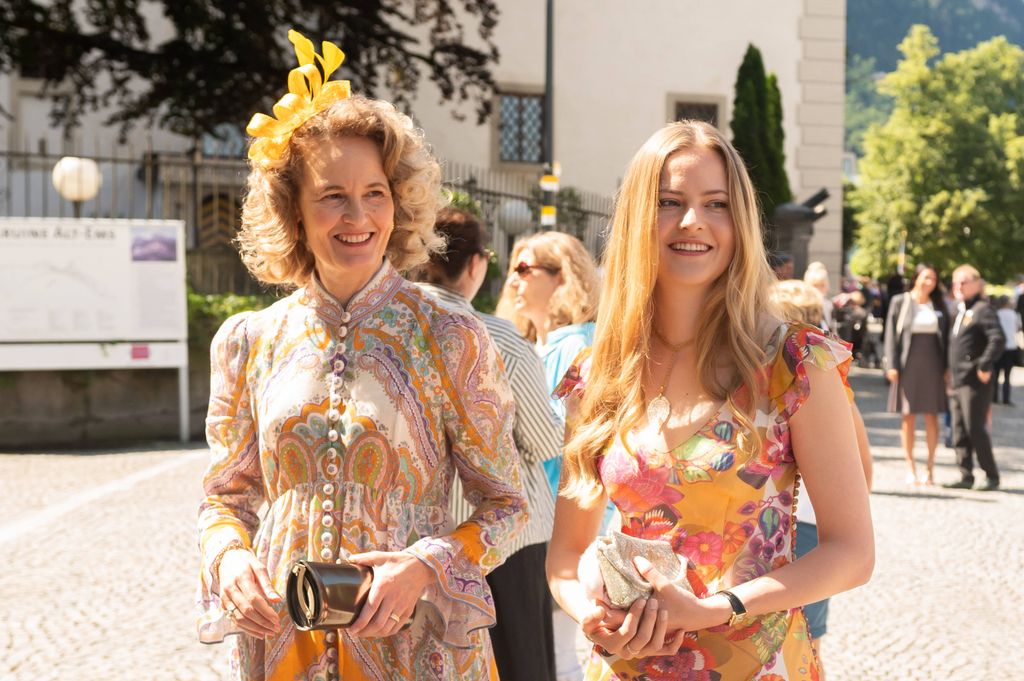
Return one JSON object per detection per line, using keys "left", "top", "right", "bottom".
{"left": 717, "top": 589, "right": 746, "bottom": 626}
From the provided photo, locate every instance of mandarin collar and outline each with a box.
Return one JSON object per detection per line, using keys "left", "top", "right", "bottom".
{"left": 303, "top": 259, "right": 405, "bottom": 328}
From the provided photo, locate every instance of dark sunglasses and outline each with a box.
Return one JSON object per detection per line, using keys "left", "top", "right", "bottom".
{"left": 512, "top": 261, "right": 559, "bottom": 278}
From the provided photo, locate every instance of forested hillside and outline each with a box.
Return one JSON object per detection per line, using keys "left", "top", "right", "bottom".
{"left": 848, "top": 0, "right": 1024, "bottom": 72}
{"left": 845, "top": 0, "right": 1024, "bottom": 155}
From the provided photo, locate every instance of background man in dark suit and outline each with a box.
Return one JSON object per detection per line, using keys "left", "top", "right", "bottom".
{"left": 944, "top": 265, "right": 1005, "bottom": 491}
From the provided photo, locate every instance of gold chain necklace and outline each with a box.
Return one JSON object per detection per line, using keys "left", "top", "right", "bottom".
{"left": 646, "top": 328, "right": 695, "bottom": 429}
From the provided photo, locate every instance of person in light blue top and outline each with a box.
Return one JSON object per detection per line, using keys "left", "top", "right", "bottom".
{"left": 537, "top": 322, "right": 596, "bottom": 490}
{"left": 496, "top": 231, "right": 602, "bottom": 681}
{"left": 496, "top": 231, "right": 601, "bottom": 493}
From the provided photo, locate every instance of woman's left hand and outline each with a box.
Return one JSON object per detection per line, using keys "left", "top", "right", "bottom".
{"left": 633, "top": 556, "right": 725, "bottom": 632}
{"left": 346, "top": 550, "right": 433, "bottom": 637}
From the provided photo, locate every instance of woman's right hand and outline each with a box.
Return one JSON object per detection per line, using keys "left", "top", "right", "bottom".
{"left": 218, "top": 549, "right": 282, "bottom": 638}
{"left": 579, "top": 598, "right": 685, "bottom": 660}
{"left": 885, "top": 368, "right": 898, "bottom": 383}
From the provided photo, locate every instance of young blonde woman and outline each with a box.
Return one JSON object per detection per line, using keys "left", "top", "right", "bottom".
{"left": 546, "top": 121, "right": 874, "bottom": 680}
{"left": 495, "top": 231, "right": 600, "bottom": 681}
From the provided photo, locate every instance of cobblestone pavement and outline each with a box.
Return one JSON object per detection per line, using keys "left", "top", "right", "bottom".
{"left": 1, "top": 368, "right": 1021, "bottom": 680}
{"left": 823, "top": 367, "right": 1023, "bottom": 680}
{"left": 0, "top": 446, "right": 228, "bottom": 680}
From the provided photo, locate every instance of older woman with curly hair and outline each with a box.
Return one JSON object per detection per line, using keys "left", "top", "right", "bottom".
{"left": 197, "top": 33, "right": 527, "bottom": 681}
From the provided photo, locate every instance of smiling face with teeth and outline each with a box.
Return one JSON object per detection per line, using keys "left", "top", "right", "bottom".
{"left": 655, "top": 147, "right": 735, "bottom": 296}
{"left": 297, "top": 135, "right": 395, "bottom": 303}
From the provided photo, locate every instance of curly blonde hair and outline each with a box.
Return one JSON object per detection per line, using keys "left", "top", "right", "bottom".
{"left": 770, "top": 279, "right": 824, "bottom": 327}
{"left": 563, "top": 121, "right": 778, "bottom": 503}
{"left": 237, "top": 95, "right": 445, "bottom": 287}
{"left": 494, "top": 231, "right": 600, "bottom": 342}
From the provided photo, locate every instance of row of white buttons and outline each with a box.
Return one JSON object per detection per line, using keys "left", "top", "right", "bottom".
{"left": 320, "top": 316, "right": 349, "bottom": 569}
{"left": 302, "top": 309, "right": 351, "bottom": 676}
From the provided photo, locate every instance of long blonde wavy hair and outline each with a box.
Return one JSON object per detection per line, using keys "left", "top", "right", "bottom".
{"left": 237, "top": 95, "right": 445, "bottom": 288}
{"left": 494, "top": 231, "right": 600, "bottom": 343}
{"left": 563, "top": 121, "right": 778, "bottom": 503}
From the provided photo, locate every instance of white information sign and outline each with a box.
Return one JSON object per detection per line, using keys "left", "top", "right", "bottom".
{"left": 0, "top": 218, "right": 186, "bottom": 342}
{"left": 0, "top": 218, "right": 190, "bottom": 441}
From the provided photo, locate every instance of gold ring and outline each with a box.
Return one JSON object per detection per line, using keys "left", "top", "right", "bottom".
{"left": 388, "top": 613, "right": 401, "bottom": 624}
{"left": 624, "top": 644, "right": 636, "bottom": 656}
{"left": 225, "top": 605, "right": 237, "bottom": 618}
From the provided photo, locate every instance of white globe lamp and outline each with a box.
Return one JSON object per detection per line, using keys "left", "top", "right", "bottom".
{"left": 498, "top": 198, "right": 534, "bottom": 237}
{"left": 52, "top": 156, "right": 103, "bottom": 217}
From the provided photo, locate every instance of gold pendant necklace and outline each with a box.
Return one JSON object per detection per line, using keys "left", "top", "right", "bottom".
{"left": 646, "top": 328, "right": 694, "bottom": 430}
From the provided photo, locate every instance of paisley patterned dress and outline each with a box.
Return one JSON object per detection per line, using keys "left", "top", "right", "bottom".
{"left": 196, "top": 261, "right": 527, "bottom": 680}
{"left": 556, "top": 324, "right": 851, "bottom": 681}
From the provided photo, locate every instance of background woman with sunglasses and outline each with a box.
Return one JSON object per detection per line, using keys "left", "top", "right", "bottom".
{"left": 497, "top": 232, "right": 601, "bottom": 487}
{"left": 495, "top": 231, "right": 600, "bottom": 681}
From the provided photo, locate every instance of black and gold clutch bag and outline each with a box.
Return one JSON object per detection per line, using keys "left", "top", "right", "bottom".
{"left": 286, "top": 560, "right": 372, "bottom": 630}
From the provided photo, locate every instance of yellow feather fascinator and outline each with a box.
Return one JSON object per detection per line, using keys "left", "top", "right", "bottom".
{"left": 246, "top": 30, "right": 351, "bottom": 164}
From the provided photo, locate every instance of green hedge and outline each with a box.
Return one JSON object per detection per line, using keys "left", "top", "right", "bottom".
{"left": 187, "top": 289, "right": 278, "bottom": 353}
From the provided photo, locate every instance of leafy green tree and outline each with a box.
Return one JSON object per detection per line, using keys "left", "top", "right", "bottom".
{"left": 850, "top": 25, "right": 1024, "bottom": 281}
{"left": 731, "top": 44, "right": 792, "bottom": 227}
{"left": 0, "top": 0, "right": 501, "bottom": 139}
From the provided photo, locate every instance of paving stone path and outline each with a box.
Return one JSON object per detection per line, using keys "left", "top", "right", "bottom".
{"left": 1, "top": 367, "right": 1020, "bottom": 680}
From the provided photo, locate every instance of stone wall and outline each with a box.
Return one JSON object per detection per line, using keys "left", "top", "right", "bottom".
{"left": 0, "top": 353, "right": 210, "bottom": 449}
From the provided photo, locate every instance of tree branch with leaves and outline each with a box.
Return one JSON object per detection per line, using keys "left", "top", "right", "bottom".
{"left": 0, "top": 0, "right": 501, "bottom": 140}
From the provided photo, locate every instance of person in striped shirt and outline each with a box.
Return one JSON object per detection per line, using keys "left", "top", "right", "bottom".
{"left": 415, "top": 207, "right": 562, "bottom": 681}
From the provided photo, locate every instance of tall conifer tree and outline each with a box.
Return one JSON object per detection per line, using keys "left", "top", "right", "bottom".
{"left": 731, "top": 45, "right": 792, "bottom": 227}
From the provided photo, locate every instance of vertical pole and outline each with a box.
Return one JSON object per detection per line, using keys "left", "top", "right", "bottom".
{"left": 40, "top": 138, "right": 48, "bottom": 217}
{"left": 3, "top": 149, "right": 10, "bottom": 216}
{"left": 541, "top": 0, "right": 556, "bottom": 230}
{"left": 192, "top": 145, "right": 201, "bottom": 250}
{"left": 543, "top": 0, "right": 554, "bottom": 169}
{"left": 145, "top": 136, "right": 154, "bottom": 220}
{"left": 178, "top": 363, "right": 190, "bottom": 443}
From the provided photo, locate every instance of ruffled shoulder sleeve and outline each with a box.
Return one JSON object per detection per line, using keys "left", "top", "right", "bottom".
{"left": 552, "top": 347, "right": 592, "bottom": 429}
{"left": 552, "top": 346, "right": 593, "bottom": 400}
{"left": 767, "top": 323, "right": 853, "bottom": 421}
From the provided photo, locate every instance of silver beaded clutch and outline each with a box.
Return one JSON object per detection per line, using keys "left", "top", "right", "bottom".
{"left": 594, "top": 531, "right": 692, "bottom": 609}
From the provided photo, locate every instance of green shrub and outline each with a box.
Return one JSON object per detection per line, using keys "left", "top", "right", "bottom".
{"left": 188, "top": 289, "right": 278, "bottom": 352}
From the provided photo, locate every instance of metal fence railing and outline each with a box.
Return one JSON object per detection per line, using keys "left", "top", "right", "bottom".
{"left": 1, "top": 145, "right": 613, "bottom": 295}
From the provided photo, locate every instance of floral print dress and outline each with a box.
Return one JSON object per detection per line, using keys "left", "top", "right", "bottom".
{"left": 196, "top": 262, "right": 527, "bottom": 681}
{"left": 557, "top": 324, "right": 851, "bottom": 681}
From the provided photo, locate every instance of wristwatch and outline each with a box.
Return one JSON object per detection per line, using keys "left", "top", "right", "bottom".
{"left": 717, "top": 589, "right": 747, "bottom": 627}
